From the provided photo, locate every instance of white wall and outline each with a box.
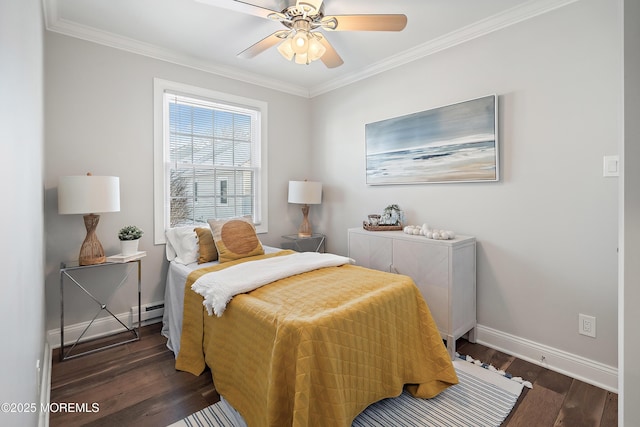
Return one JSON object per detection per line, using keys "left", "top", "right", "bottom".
{"left": 44, "top": 33, "right": 312, "bottom": 336}
{"left": 0, "top": 0, "right": 46, "bottom": 426}
{"left": 311, "top": 0, "right": 620, "bottom": 383}
{"left": 622, "top": 0, "right": 640, "bottom": 422}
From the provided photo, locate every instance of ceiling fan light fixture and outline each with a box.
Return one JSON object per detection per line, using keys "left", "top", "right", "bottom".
{"left": 294, "top": 51, "right": 309, "bottom": 65}
{"left": 307, "top": 35, "right": 326, "bottom": 61}
{"left": 291, "top": 30, "right": 309, "bottom": 54}
{"left": 277, "top": 37, "right": 295, "bottom": 61}
{"left": 231, "top": 0, "right": 406, "bottom": 69}
{"left": 277, "top": 30, "right": 325, "bottom": 65}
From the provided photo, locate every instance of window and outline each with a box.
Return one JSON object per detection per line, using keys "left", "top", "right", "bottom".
{"left": 154, "top": 79, "right": 268, "bottom": 244}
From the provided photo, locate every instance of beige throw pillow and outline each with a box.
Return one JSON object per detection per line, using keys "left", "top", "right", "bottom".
{"left": 194, "top": 227, "right": 218, "bottom": 264}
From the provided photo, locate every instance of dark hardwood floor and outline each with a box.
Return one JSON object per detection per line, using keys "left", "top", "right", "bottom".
{"left": 455, "top": 340, "right": 618, "bottom": 427}
{"left": 49, "top": 323, "right": 618, "bottom": 427}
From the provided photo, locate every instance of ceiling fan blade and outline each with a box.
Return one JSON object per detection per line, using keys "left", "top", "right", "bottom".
{"left": 194, "top": 0, "right": 278, "bottom": 19}
{"left": 321, "top": 14, "right": 407, "bottom": 31}
{"left": 317, "top": 35, "right": 343, "bottom": 68}
{"left": 296, "top": 0, "right": 324, "bottom": 14}
{"left": 237, "top": 30, "right": 290, "bottom": 59}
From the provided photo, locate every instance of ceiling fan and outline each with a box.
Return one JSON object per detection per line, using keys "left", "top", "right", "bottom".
{"left": 197, "top": 0, "right": 407, "bottom": 68}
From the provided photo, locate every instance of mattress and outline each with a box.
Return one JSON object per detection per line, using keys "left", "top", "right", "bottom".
{"left": 174, "top": 251, "right": 458, "bottom": 427}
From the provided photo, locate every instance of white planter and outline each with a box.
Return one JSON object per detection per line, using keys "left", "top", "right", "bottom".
{"left": 120, "top": 239, "right": 140, "bottom": 256}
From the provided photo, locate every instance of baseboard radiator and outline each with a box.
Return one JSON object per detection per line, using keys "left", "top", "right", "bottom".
{"left": 131, "top": 301, "right": 165, "bottom": 323}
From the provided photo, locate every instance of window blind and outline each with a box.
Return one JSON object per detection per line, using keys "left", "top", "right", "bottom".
{"left": 166, "top": 93, "right": 260, "bottom": 227}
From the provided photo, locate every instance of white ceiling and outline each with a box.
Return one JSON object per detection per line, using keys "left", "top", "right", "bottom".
{"left": 43, "top": 0, "right": 576, "bottom": 97}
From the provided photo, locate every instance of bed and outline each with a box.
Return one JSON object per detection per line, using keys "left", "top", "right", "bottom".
{"left": 161, "top": 244, "right": 281, "bottom": 357}
{"left": 161, "top": 220, "right": 458, "bottom": 427}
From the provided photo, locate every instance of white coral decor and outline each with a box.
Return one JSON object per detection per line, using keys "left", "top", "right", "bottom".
{"left": 403, "top": 224, "right": 455, "bottom": 240}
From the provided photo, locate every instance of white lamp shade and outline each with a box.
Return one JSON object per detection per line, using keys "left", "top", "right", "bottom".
{"left": 58, "top": 175, "right": 121, "bottom": 214}
{"left": 288, "top": 181, "right": 322, "bottom": 205}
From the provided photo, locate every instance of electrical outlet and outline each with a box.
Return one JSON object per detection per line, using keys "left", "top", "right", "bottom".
{"left": 579, "top": 314, "right": 596, "bottom": 338}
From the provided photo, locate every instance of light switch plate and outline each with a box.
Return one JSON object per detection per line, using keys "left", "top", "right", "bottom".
{"left": 603, "top": 155, "right": 619, "bottom": 177}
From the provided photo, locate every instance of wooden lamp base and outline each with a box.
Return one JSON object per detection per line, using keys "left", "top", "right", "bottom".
{"left": 79, "top": 214, "right": 106, "bottom": 265}
{"left": 297, "top": 204, "right": 312, "bottom": 238}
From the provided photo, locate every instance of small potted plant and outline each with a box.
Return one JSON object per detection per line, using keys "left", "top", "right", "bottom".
{"left": 118, "top": 225, "right": 143, "bottom": 255}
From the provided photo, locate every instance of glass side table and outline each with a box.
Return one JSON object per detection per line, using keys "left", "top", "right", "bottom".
{"left": 59, "top": 255, "right": 144, "bottom": 361}
{"left": 281, "top": 233, "right": 326, "bottom": 253}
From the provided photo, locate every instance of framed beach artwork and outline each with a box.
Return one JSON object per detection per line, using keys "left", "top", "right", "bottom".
{"left": 365, "top": 95, "right": 498, "bottom": 185}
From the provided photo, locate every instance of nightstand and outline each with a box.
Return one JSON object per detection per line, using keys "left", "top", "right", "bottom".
{"left": 281, "top": 233, "right": 326, "bottom": 253}
{"left": 59, "top": 253, "right": 145, "bottom": 361}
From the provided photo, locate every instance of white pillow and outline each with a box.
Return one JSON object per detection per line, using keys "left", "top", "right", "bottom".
{"left": 165, "top": 226, "right": 203, "bottom": 264}
{"left": 165, "top": 238, "right": 177, "bottom": 261}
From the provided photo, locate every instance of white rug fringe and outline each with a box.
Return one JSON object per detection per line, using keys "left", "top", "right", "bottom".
{"left": 457, "top": 352, "right": 533, "bottom": 389}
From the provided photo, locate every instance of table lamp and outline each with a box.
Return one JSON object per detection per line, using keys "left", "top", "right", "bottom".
{"left": 58, "top": 173, "right": 120, "bottom": 265}
{"left": 288, "top": 180, "right": 322, "bottom": 238}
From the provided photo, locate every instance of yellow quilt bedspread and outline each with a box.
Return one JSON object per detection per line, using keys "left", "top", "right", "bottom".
{"left": 176, "top": 251, "right": 458, "bottom": 427}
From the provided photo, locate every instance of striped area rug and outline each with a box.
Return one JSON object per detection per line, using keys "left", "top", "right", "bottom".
{"left": 168, "top": 360, "right": 525, "bottom": 427}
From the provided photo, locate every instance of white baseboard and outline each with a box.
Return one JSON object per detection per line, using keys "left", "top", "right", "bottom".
{"left": 475, "top": 324, "right": 618, "bottom": 393}
{"left": 47, "top": 310, "right": 163, "bottom": 349}
{"left": 38, "top": 342, "right": 51, "bottom": 427}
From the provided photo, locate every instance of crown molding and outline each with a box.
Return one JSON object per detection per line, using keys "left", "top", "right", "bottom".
{"left": 43, "top": 0, "right": 577, "bottom": 99}
{"left": 42, "top": 0, "right": 310, "bottom": 97}
{"left": 309, "top": 0, "right": 579, "bottom": 97}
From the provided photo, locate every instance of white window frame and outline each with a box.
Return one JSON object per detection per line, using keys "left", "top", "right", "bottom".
{"left": 153, "top": 78, "right": 268, "bottom": 244}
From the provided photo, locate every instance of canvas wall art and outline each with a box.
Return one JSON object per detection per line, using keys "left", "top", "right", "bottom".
{"left": 365, "top": 95, "right": 498, "bottom": 184}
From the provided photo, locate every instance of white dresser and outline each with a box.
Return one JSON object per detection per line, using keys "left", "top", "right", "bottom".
{"left": 348, "top": 227, "right": 476, "bottom": 358}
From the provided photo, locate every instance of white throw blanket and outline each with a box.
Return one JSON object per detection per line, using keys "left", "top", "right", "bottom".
{"left": 191, "top": 252, "right": 354, "bottom": 317}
